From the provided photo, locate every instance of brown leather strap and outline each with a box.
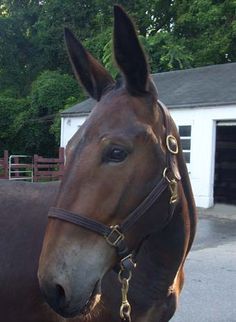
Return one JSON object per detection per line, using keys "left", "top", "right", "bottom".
{"left": 48, "top": 176, "right": 169, "bottom": 259}
{"left": 120, "top": 177, "right": 168, "bottom": 233}
{"left": 49, "top": 207, "right": 111, "bottom": 236}
{"left": 158, "top": 100, "right": 181, "bottom": 181}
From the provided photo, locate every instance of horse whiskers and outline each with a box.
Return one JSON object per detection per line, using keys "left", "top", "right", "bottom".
{"left": 79, "top": 296, "right": 103, "bottom": 322}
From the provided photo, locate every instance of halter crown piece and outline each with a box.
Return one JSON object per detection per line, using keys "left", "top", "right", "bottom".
{"left": 48, "top": 100, "right": 181, "bottom": 322}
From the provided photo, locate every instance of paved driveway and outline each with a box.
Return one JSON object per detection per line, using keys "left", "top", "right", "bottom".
{"left": 172, "top": 214, "right": 236, "bottom": 322}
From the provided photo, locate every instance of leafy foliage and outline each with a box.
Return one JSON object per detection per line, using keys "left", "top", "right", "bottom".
{"left": 0, "top": 97, "right": 30, "bottom": 153}
{"left": 172, "top": 0, "right": 236, "bottom": 66}
{"left": 0, "top": 70, "right": 82, "bottom": 156}
{"left": 30, "top": 71, "right": 80, "bottom": 117}
{"left": 27, "top": 70, "right": 83, "bottom": 156}
{"left": 50, "top": 96, "right": 80, "bottom": 145}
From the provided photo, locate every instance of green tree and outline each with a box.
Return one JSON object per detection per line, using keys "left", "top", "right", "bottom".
{"left": 26, "top": 70, "right": 83, "bottom": 156}
{"left": 0, "top": 70, "right": 82, "bottom": 156}
{"left": 173, "top": 0, "right": 236, "bottom": 66}
{"left": 0, "top": 97, "right": 30, "bottom": 153}
{"left": 50, "top": 96, "right": 79, "bottom": 145}
{"left": 0, "top": 1, "right": 42, "bottom": 95}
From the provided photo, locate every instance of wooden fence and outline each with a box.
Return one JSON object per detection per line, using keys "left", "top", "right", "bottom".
{"left": 33, "top": 148, "right": 64, "bottom": 182}
{"left": 0, "top": 148, "right": 64, "bottom": 182}
{"left": 0, "top": 150, "right": 9, "bottom": 179}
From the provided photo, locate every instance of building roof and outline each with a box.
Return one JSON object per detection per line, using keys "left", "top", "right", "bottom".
{"left": 61, "top": 62, "right": 236, "bottom": 116}
{"left": 62, "top": 97, "right": 96, "bottom": 116}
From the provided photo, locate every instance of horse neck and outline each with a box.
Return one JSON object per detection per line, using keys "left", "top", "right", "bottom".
{"left": 134, "top": 206, "right": 186, "bottom": 284}
{"left": 176, "top": 140, "right": 197, "bottom": 254}
{"left": 130, "top": 142, "right": 194, "bottom": 300}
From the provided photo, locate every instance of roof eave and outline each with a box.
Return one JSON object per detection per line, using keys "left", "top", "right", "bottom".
{"left": 61, "top": 101, "right": 236, "bottom": 117}
{"left": 168, "top": 101, "right": 236, "bottom": 109}
{"left": 61, "top": 112, "right": 90, "bottom": 117}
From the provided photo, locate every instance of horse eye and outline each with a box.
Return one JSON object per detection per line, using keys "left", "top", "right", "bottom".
{"left": 104, "top": 147, "right": 128, "bottom": 163}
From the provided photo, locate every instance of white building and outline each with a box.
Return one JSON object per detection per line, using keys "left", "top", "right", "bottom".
{"left": 61, "top": 63, "right": 236, "bottom": 208}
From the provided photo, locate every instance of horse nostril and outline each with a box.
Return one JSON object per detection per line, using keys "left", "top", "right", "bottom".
{"left": 55, "top": 284, "right": 67, "bottom": 308}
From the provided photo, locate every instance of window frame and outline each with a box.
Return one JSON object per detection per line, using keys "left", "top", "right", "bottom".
{"left": 178, "top": 124, "right": 192, "bottom": 172}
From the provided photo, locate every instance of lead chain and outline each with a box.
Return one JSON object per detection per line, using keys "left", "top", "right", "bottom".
{"left": 118, "top": 270, "right": 132, "bottom": 322}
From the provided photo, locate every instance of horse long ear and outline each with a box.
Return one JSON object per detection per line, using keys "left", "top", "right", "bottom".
{"left": 64, "top": 28, "right": 114, "bottom": 101}
{"left": 113, "top": 5, "right": 149, "bottom": 94}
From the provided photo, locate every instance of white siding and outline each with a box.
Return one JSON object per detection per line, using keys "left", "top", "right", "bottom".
{"left": 60, "top": 116, "right": 87, "bottom": 148}
{"left": 171, "top": 104, "right": 236, "bottom": 208}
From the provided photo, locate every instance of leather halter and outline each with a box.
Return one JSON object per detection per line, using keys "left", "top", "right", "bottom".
{"left": 48, "top": 100, "right": 180, "bottom": 320}
{"left": 48, "top": 100, "right": 180, "bottom": 268}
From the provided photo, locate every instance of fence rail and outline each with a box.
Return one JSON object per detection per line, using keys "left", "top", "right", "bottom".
{"left": 0, "top": 148, "right": 64, "bottom": 182}
{"left": 33, "top": 148, "right": 64, "bottom": 182}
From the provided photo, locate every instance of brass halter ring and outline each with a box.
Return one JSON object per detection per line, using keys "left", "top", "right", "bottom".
{"left": 163, "top": 167, "right": 172, "bottom": 183}
{"left": 166, "top": 135, "right": 179, "bottom": 154}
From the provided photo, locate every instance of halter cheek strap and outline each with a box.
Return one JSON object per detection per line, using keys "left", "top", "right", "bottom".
{"left": 49, "top": 175, "right": 168, "bottom": 261}
{"left": 47, "top": 100, "right": 180, "bottom": 322}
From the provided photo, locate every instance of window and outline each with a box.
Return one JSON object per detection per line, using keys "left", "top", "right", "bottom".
{"left": 179, "top": 125, "right": 191, "bottom": 164}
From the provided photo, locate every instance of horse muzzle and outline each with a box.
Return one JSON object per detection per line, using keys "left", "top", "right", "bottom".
{"left": 37, "top": 224, "right": 115, "bottom": 318}
{"left": 38, "top": 273, "right": 101, "bottom": 318}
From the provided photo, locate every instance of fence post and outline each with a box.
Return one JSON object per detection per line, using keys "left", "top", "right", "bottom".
{"left": 4, "top": 150, "right": 8, "bottom": 179}
{"left": 33, "top": 154, "right": 38, "bottom": 182}
{"left": 59, "top": 147, "right": 65, "bottom": 179}
{"left": 59, "top": 147, "right": 64, "bottom": 162}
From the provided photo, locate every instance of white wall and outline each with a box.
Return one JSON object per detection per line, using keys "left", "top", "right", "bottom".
{"left": 171, "top": 104, "right": 236, "bottom": 208}
{"left": 60, "top": 115, "right": 87, "bottom": 148}
{"left": 61, "top": 104, "right": 236, "bottom": 208}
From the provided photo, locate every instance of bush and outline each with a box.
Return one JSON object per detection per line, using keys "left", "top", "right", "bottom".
{"left": 0, "top": 70, "right": 84, "bottom": 156}
{"left": 0, "top": 96, "right": 30, "bottom": 153}
{"left": 27, "top": 70, "right": 83, "bottom": 156}
{"left": 30, "top": 70, "right": 81, "bottom": 117}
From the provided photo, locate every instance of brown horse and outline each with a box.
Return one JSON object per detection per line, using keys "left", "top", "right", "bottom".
{"left": 38, "top": 6, "right": 197, "bottom": 322}
{"left": 0, "top": 180, "right": 93, "bottom": 322}
{"left": 0, "top": 180, "right": 59, "bottom": 322}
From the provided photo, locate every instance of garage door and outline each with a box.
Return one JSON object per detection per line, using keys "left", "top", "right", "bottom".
{"left": 214, "top": 121, "right": 236, "bottom": 205}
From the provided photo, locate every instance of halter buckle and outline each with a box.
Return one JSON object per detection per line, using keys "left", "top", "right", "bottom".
{"left": 105, "top": 225, "right": 124, "bottom": 247}
{"left": 166, "top": 135, "right": 178, "bottom": 154}
{"left": 169, "top": 179, "right": 178, "bottom": 204}
{"left": 120, "top": 254, "right": 137, "bottom": 272}
{"left": 163, "top": 168, "right": 178, "bottom": 204}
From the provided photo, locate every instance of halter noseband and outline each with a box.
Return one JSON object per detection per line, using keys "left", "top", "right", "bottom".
{"left": 48, "top": 100, "right": 180, "bottom": 322}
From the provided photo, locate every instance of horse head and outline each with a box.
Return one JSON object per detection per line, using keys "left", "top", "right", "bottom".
{"left": 38, "top": 5, "right": 180, "bottom": 319}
